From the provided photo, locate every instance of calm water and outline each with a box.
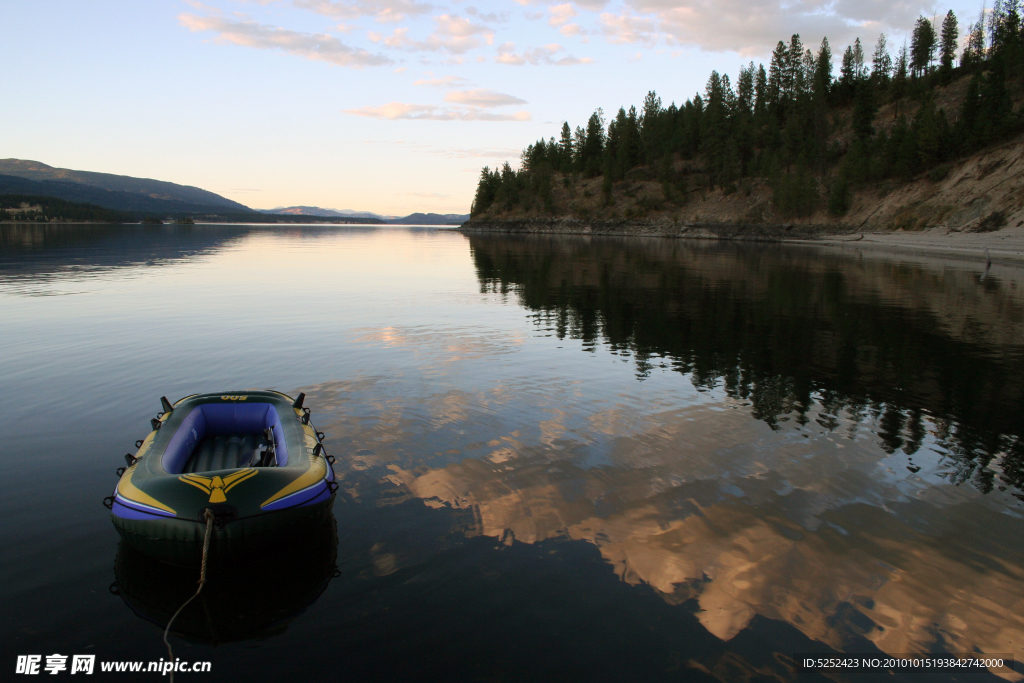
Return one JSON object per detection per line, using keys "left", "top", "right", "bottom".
{"left": 2, "top": 224, "right": 1023, "bottom": 682}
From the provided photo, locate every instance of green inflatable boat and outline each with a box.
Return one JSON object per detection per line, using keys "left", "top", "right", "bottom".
{"left": 106, "top": 390, "right": 337, "bottom": 565}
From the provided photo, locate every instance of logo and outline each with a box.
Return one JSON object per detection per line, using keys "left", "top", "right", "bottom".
{"left": 179, "top": 469, "right": 257, "bottom": 503}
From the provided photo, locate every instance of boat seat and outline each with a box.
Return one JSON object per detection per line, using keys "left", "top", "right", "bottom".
{"left": 181, "top": 433, "right": 269, "bottom": 473}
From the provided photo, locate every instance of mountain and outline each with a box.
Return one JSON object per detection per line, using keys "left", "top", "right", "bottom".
{"left": 388, "top": 213, "right": 469, "bottom": 225}
{"left": 260, "top": 206, "right": 468, "bottom": 224}
{"left": 0, "top": 174, "right": 252, "bottom": 216}
{"left": 260, "top": 206, "right": 395, "bottom": 220}
{"left": 0, "top": 159, "right": 249, "bottom": 211}
{"left": 0, "top": 160, "right": 462, "bottom": 223}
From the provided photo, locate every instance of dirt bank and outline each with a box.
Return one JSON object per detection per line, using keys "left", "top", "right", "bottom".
{"left": 463, "top": 130, "right": 1024, "bottom": 266}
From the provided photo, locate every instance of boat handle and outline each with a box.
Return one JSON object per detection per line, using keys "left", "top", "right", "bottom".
{"left": 116, "top": 467, "right": 126, "bottom": 477}
{"left": 316, "top": 431, "right": 325, "bottom": 441}
{"left": 150, "top": 418, "right": 161, "bottom": 430}
{"left": 102, "top": 496, "right": 114, "bottom": 509}
{"left": 124, "top": 453, "right": 137, "bottom": 467}
{"left": 327, "top": 455, "right": 336, "bottom": 464}
{"left": 328, "top": 481, "right": 339, "bottom": 493}
{"left": 135, "top": 439, "right": 145, "bottom": 448}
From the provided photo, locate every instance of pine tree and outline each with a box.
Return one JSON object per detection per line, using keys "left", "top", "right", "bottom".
{"left": 892, "top": 42, "right": 909, "bottom": 114}
{"left": 787, "top": 34, "right": 806, "bottom": 97}
{"left": 989, "top": 0, "right": 1005, "bottom": 50}
{"left": 872, "top": 34, "right": 892, "bottom": 85}
{"left": 767, "top": 41, "right": 787, "bottom": 109}
{"left": 754, "top": 64, "right": 768, "bottom": 121}
{"left": 582, "top": 110, "right": 606, "bottom": 177}
{"left": 812, "top": 38, "right": 833, "bottom": 173}
{"left": 471, "top": 166, "right": 498, "bottom": 216}
{"left": 852, "top": 82, "right": 877, "bottom": 142}
{"left": 814, "top": 38, "right": 833, "bottom": 97}
{"left": 978, "top": 59, "right": 1013, "bottom": 145}
{"left": 702, "top": 70, "right": 730, "bottom": 187}
{"left": 962, "top": 8, "right": 987, "bottom": 67}
{"left": 471, "top": 11, "right": 1022, "bottom": 219}
{"left": 910, "top": 16, "right": 936, "bottom": 77}
{"left": 839, "top": 45, "right": 856, "bottom": 102}
{"left": 957, "top": 74, "right": 982, "bottom": 151}
{"left": 573, "top": 126, "right": 586, "bottom": 169}
{"left": 939, "top": 11, "right": 959, "bottom": 82}
{"left": 558, "top": 122, "right": 573, "bottom": 171}
{"left": 639, "top": 90, "right": 662, "bottom": 163}
{"left": 912, "top": 97, "right": 948, "bottom": 167}
{"left": 853, "top": 37, "right": 867, "bottom": 80}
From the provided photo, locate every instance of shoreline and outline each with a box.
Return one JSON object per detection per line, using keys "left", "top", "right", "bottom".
{"left": 460, "top": 221, "right": 1024, "bottom": 266}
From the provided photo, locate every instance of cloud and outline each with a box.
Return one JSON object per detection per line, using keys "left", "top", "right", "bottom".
{"left": 372, "top": 14, "right": 494, "bottom": 54}
{"left": 292, "top": 0, "right": 433, "bottom": 23}
{"left": 344, "top": 102, "right": 531, "bottom": 120}
{"left": 413, "top": 75, "right": 470, "bottom": 87}
{"left": 548, "top": 3, "right": 577, "bottom": 27}
{"left": 179, "top": 13, "right": 392, "bottom": 66}
{"left": 548, "top": 3, "right": 590, "bottom": 36}
{"left": 443, "top": 89, "right": 526, "bottom": 107}
{"left": 495, "top": 42, "right": 594, "bottom": 65}
{"left": 609, "top": 0, "right": 923, "bottom": 56}
{"left": 511, "top": 0, "right": 606, "bottom": 7}
{"left": 599, "top": 11, "right": 657, "bottom": 47}
{"left": 465, "top": 6, "right": 510, "bottom": 22}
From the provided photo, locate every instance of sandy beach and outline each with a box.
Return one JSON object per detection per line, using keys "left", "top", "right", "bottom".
{"left": 805, "top": 226, "right": 1024, "bottom": 265}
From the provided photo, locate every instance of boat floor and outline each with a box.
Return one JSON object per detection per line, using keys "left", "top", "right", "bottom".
{"left": 182, "top": 433, "right": 269, "bottom": 473}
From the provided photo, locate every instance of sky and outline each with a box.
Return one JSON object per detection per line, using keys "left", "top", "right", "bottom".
{"left": 2, "top": 0, "right": 985, "bottom": 216}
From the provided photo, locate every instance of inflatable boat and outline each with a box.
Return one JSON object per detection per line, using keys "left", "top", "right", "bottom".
{"left": 106, "top": 390, "right": 337, "bottom": 565}
{"left": 113, "top": 515, "right": 339, "bottom": 642}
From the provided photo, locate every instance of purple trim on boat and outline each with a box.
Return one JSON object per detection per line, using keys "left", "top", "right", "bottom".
{"left": 297, "top": 485, "right": 332, "bottom": 508}
{"left": 112, "top": 499, "right": 176, "bottom": 521}
{"left": 261, "top": 481, "right": 329, "bottom": 511}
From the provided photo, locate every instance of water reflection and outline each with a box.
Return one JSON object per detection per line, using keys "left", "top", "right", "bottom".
{"left": 0, "top": 223, "right": 383, "bottom": 294}
{"left": 469, "top": 234, "right": 1024, "bottom": 499}
{"left": 301, "top": 234, "right": 1024, "bottom": 677}
{"left": 3, "top": 225, "right": 1022, "bottom": 680}
{"left": 113, "top": 517, "right": 338, "bottom": 643}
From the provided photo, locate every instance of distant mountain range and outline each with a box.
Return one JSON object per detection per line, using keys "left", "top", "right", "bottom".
{"left": 0, "top": 159, "right": 467, "bottom": 224}
{"left": 261, "top": 206, "right": 469, "bottom": 225}
{"left": 0, "top": 159, "right": 249, "bottom": 212}
{"left": 0, "top": 173, "right": 252, "bottom": 217}
{"left": 388, "top": 212, "right": 469, "bottom": 225}
{"left": 259, "top": 206, "right": 395, "bottom": 220}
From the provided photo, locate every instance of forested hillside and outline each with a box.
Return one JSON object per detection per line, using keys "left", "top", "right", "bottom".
{"left": 471, "top": 4, "right": 1024, "bottom": 224}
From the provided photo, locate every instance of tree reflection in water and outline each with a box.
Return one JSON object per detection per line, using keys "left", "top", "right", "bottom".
{"left": 469, "top": 234, "right": 1024, "bottom": 498}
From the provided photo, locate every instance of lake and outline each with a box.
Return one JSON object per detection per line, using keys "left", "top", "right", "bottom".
{"left": 2, "top": 224, "right": 1022, "bottom": 682}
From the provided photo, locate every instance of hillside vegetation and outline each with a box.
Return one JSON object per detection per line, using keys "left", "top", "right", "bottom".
{"left": 470, "top": 5, "right": 1024, "bottom": 232}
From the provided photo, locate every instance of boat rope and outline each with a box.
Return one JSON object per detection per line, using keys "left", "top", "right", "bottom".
{"left": 162, "top": 508, "right": 215, "bottom": 683}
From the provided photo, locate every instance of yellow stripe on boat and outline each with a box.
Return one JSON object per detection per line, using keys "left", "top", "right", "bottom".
{"left": 117, "top": 464, "right": 176, "bottom": 514}
{"left": 261, "top": 453, "right": 327, "bottom": 508}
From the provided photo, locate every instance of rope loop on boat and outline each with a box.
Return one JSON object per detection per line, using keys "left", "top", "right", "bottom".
{"left": 162, "top": 508, "right": 215, "bottom": 683}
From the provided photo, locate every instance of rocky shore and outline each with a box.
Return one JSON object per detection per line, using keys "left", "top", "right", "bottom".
{"left": 459, "top": 221, "right": 1024, "bottom": 265}
{"left": 463, "top": 130, "right": 1024, "bottom": 266}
